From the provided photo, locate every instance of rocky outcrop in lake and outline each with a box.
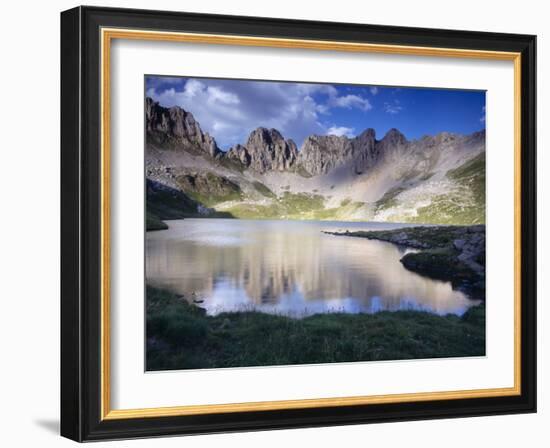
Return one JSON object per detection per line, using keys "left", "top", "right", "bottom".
{"left": 324, "top": 225, "right": 486, "bottom": 299}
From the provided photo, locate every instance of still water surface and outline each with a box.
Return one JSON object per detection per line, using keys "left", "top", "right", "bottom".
{"left": 146, "top": 219, "right": 479, "bottom": 317}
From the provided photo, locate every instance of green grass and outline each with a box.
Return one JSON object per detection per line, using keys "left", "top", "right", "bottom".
{"left": 411, "top": 197, "right": 484, "bottom": 225}
{"left": 147, "top": 178, "right": 236, "bottom": 219}
{"left": 448, "top": 152, "right": 485, "bottom": 180}
{"left": 448, "top": 152, "right": 486, "bottom": 212}
{"left": 146, "top": 179, "right": 199, "bottom": 219}
{"left": 413, "top": 153, "right": 486, "bottom": 225}
{"left": 146, "top": 211, "right": 168, "bottom": 231}
{"left": 187, "top": 190, "right": 242, "bottom": 207}
{"left": 309, "top": 201, "right": 365, "bottom": 220}
{"left": 375, "top": 187, "right": 406, "bottom": 211}
{"left": 176, "top": 172, "right": 243, "bottom": 206}
{"left": 225, "top": 192, "right": 325, "bottom": 219}
{"left": 279, "top": 191, "right": 324, "bottom": 213}
{"left": 225, "top": 194, "right": 367, "bottom": 221}
{"left": 146, "top": 286, "right": 485, "bottom": 371}
{"left": 221, "top": 203, "right": 277, "bottom": 219}
{"left": 373, "top": 153, "right": 485, "bottom": 225}
{"left": 252, "top": 181, "right": 276, "bottom": 198}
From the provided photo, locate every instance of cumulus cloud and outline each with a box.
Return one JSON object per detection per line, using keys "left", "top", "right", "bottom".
{"left": 329, "top": 94, "right": 372, "bottom": 111}
{"left": 146, "top": 77, "right": 372, "bottom": 148}
{"left": 370, "top": 86, "right": 379, "bottom": 95}
{"left": 327, "top": 126, "right": 355, "bottom": 138}
{"left": 384, "top": 99, "right": 403, "bottom": 115}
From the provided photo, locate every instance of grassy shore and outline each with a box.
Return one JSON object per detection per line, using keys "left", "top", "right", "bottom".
{"left": 146, "top": 211, "right": 168, "bottom": 231}
{"left": 146, "top": 286, "right": 485, "bottom": 371}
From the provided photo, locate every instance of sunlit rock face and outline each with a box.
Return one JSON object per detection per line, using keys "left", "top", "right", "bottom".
{"left": 145, "top": 97, "right": 221, "bottom": 158}
{"left": 227, "top": 127, "right": 298, "bottom": 173}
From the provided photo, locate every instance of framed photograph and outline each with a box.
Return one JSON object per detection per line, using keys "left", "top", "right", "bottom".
{"left": 60, "top": 6, "right": 536, "bottom": 441}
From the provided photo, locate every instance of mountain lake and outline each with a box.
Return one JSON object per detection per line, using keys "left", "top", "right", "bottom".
{"left": 146, "top": 219, "right": 480, "bottom": 318}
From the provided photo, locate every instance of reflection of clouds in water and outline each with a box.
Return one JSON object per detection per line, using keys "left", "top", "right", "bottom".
{"left": 147, "top": 219, "right": 480, "bottom": 318}
{"left": 188, "top": 235, "right": 250, "bottom": 247}
{"left": 201, "top": 280, "right": 475, "bottom": 318}
{"left": 206, "top": 279, "right": 372, "bottom": 317}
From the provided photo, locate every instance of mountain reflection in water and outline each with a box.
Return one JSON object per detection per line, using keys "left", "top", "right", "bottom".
{"left": 146, "top": 219, "right": 479, "bottom": 317}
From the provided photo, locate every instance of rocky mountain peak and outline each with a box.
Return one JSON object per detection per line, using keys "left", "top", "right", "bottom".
{"left": 357, "top": 128, "right": 376, "bottom": 140}
{"left": 227, "top": 127, "right": 298, "bottom": 173}
{"left": 297, "top": 129, "right": 380, "bottom": 176}
{"left": 381, "top": 128, "right": 407, "bottom": 146}
{"left": 297, "top": 135, "right": 352, "bottom": 176}
{"left": 353, "top": 128, "right": 377, "bottom": 152}
{"left": 146, "top": 97, "right": 484, "bottom": 183}
{"left": 465, "top": 129, "right": 486, "bottom": 145}
{"left": 246, "top": 127, "right": 285, "bottom": 147}
{"left": 145, "top": 97, "right": 221, "bottom": 158}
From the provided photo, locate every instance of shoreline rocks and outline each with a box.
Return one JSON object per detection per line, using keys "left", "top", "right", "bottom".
{"left": 324, "top": 225, "right": 486, "bottom": 300}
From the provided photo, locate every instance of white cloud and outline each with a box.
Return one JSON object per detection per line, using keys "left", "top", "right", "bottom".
{"left": 384, "top": 99, "right": 403, "bottom": 115}
{"left": 329, "top": 94, "right": 372, "bottom": 111}
{"left": 206, "top": 86, "right": 240, "bottom": 105}
{"left": 183, "top": 79, "right": 204, "bottom": 97}
{"left": 370, "top": 86, "right": 379, "bottom": 95}
{"left": 147, "top": 78, "right": 372, "bottom": 149}
{"left": 480, "top": 105, "right": 486, "bottom": 122}
{"left": 327, "top": 126, "right": 355, "bottom": 138}
{"left": 316, "top": 104, "right": 330, "bottom": 114}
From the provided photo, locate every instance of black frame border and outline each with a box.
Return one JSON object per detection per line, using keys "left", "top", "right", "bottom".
{"left": 61, "top": 6, "right": 536, "bottom": 442}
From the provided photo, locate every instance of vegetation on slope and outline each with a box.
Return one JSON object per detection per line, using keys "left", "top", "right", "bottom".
{"left": 225, "top": 192, "right": 325, "bottom": 219}
{"left": 308, "top": 200, "right": 366, "bottom": 220}
{"left": 418, "top": 153, "right": 485, "bottom": 224}
{"left": 252, "top": 181, "right": 276, "bottom": 199}
{"left": 447, "top": 152, "right": 486, "bottom": 217}
{"left": 146, "top": 179, "right": 199, "bottom": 219}
{"left": 146, "top": 211, "right": 168, "bottom": 231}
{"left": 146, "top": 150, "right": 485, "bottom": 225}
{"left": 146, "top": 286, "right": 485, "bottom": 371}
{"left": 373, "top": 153, "right": 486, "bottom": 225}
{"left": 146, "top": 178, "right": 235, "bottom": 223}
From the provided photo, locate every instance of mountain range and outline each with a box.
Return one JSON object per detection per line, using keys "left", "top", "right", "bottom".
{"left": 145, "top": 97, "right": 486, "bottom": 225}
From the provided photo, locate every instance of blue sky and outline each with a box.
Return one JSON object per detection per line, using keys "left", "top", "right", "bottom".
{"left": 146, "top": 76, "right": 486, "bottom": 150}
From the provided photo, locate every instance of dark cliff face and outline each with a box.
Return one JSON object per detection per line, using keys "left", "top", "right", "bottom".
{"left": 374, "top": 128, "right": 408, "bottom": 162}
{"left": 145, "top": 97, "right": 221, "bottom": 158}
{"left": 227, "top": 128, "right": 298, "bottom": 173}
{"left": 297, "top": 128, "right": 382, "bottom": 176}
